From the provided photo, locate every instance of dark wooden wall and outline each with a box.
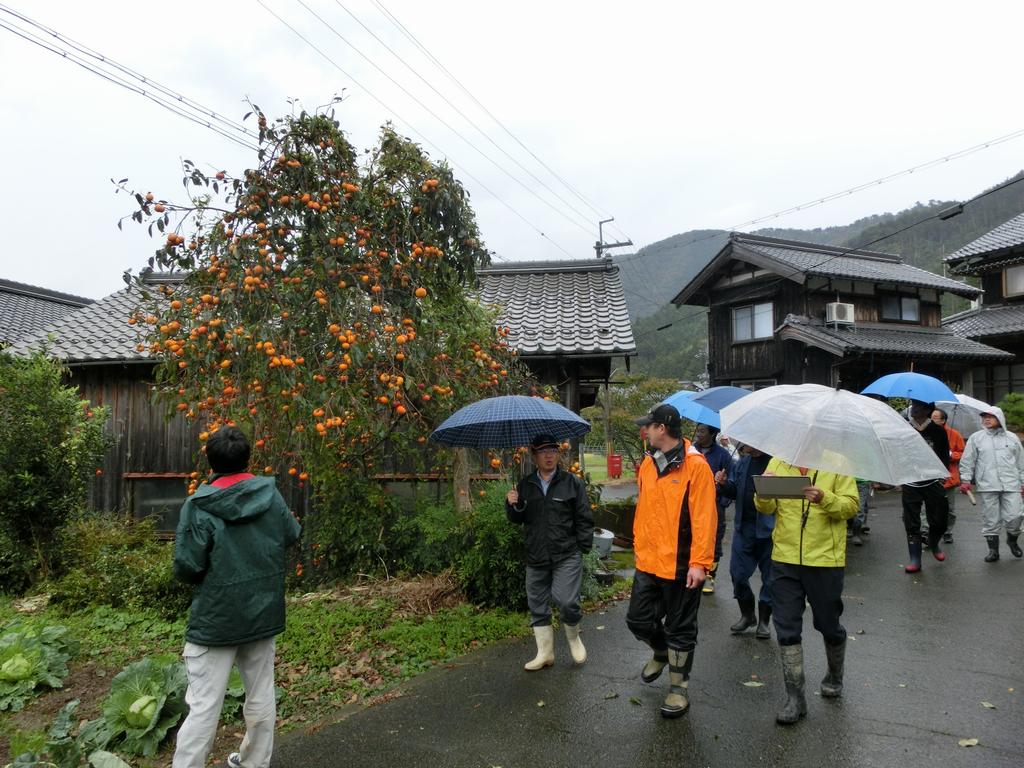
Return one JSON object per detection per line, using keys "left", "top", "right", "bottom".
{"left": 70, "top": 363, "right": 200, "bottom": 513}
{"left": 707, "top": 281, "right": 802, "bottom": 384}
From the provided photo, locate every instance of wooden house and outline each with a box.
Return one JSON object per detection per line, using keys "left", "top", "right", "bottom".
{"left": 943, "top": 212, "right": 1024, "bottom": 403}
{"left": 478, "top": 257, "right": 636, "bottom": 410}
{"left": 6, "top": 275, "right": 198, "bottom": 528}
{"left": 8, "top": 260, "right": 634, "bottom": 528}
{"left": 671, "top": 233, "right": 1011, "bottom": 392}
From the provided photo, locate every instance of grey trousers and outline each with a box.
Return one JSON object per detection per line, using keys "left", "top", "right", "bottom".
{"left": 526, "top": 551, "right": 583, "bottom": 627}
{"left": 977, "top": 491, "right": 1024, "bottom": 537}
{"left": 173, "top": 638, "right": 276, "bottom": 768}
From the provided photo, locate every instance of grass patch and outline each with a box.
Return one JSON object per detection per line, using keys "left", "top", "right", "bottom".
{"left": 1, "top": 569, "right": 634, "bottom": 765}
{"left": 582, "top": 453, "right": 609, "bottom": 483}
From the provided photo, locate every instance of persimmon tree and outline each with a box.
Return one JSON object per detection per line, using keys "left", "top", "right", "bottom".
{"left": 122, "top": 107, "right": 530, "bottom": 519}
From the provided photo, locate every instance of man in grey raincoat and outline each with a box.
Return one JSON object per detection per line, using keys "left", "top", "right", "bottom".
{"left": 958, "top": 406, "right": 1024, "bottom": 562}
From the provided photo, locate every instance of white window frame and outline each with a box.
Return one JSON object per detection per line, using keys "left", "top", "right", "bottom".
{"left": 731, "top": 302, "right": 774, "bottom": 342}
{"left": 1004, "top": 265, "right": 1024, "bottom": 298}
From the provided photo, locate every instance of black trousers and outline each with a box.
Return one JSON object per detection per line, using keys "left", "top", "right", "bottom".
{"left": 771, "top": 561, "right": 846, "bottom": 647}
{"left": 902, "top": 480, "right": 948, "bottom": 548}
{"left": 626, "top": 569, "right": 702, "bottom": 652}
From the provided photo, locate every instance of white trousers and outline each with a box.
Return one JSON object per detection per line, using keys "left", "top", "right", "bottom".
{"left": 976, "top": 491, "right": 1024, "bottom": 538}
{"left": 172, "top": 637, "right": 277, "bottom": 768}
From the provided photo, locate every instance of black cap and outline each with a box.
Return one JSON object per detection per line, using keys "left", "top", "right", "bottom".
{"left": 530, "top": 433, "right": 560, "bottom": 450}
{"left": 634, "top": 403, "right": 682, "bottom": 430}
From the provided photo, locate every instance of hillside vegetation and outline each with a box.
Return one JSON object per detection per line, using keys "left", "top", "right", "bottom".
{"left": 622, "top": 171, "right": 1024, "bottom": 381}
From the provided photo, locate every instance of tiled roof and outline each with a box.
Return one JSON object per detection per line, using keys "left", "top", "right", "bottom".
{"left": 13, "top": 264, "right": 636, "bottom": 364}
{"left": 731, "top": 234, "right": 980, "bottom": 297}
{"left": 942, "top": 304, "right": 1024, "bottom": 339}
{"left": 778, "top": 313, "right": 1013, "bottom": 361}
{"left": 7, "top": 286, "right": 152, "bottom": 364}
{"left": 945, "top": 211, "right": 1024, "bottom": 274}
{"left": 0, "top": 279, "right": 93, "bottom": 346}
{"left": 478, "top": 258, "right": 636, "bottom": 356}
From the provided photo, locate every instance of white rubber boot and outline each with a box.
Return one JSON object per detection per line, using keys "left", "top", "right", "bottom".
{"left": 563, "top": 623, "right": 587, "bottom": 665}
{"left": 524, "top": 625, "right": 555, "bottom": 671}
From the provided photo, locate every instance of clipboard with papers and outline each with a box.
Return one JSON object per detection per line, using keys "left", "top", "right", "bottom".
{"left": 752, "top": 475, "right": 811, "bottom": 499}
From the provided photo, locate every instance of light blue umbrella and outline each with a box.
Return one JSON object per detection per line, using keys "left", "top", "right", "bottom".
{"left": 861, "top": 372, "right": 957, "bottom": 403}
{"left": 662, "top": 386, "right": 752, "bottom": 429}
{"left": 430, "top": 395, "right": 590, "bottom": 448}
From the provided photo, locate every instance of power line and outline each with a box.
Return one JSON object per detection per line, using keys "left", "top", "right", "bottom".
{"left": 614, "top": 123, "right": 1024, "bottom": 309}
{"left": 633, "top": 174, "right": 1024, "bottom": 344}
{"left": 370, "top": 0, "right": 634, "bottom": 245}
{"left": 0, "top": 2, "right": 576, "bottom": 259}
{"left": 255, "top": 0, "right": 577, "bottom": 259}
{"left": 0, "top": 3, "right": 258, "bottom": 143}
{"left": 0, "top": 16, "right": 259, "bottom": 152}
{"left": 289, "top": 0, "right": 595, "bottom": 239}
{"left": 331, "top": 0, "right": 605, "bottom": 236}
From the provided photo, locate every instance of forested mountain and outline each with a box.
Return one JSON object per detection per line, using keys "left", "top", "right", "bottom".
{"left": 620, "top": 171, "right": 1024, "bottom": 381}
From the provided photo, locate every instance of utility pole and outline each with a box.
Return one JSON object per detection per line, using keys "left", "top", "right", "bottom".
{"left": 595, "top": 217, "right": 632, "bottom": 258}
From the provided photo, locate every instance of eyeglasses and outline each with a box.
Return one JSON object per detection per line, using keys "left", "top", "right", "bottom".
{"left": 534, "top": 447, "right": 560, "bottom": 455}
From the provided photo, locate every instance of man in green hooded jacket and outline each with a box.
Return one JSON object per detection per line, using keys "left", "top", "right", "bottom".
{"left": 171, "top": 427, "right": 301, "bottom": 768}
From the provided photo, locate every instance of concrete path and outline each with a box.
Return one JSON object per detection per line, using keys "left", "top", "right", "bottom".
{"left": 272, "top": 492, "right": 1023, "bottom": 767}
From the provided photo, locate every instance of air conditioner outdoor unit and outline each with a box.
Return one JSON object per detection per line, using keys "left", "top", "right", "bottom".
{"left": 825, "top": 302, "right": 855, "bottom": 325}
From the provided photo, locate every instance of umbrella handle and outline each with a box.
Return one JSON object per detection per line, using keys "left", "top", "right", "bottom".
{"left": 967, "top": 489, "right": 977, "bottom": 505}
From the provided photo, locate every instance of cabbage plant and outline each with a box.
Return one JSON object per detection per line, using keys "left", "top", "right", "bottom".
{"left": 0, "top": 623, "right": 76, "bottom": 711}
{"left": 89, "top": 655, "right": 187, "bottom": 757}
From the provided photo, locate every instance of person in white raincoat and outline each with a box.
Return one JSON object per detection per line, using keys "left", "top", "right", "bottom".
{"left": 958, "top": 406, "right": 1024, "bottom": 562}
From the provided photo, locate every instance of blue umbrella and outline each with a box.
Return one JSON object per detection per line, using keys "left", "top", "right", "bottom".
{"left": 861, "top": 372, "right": 957, "bottom": 403}
{"left": 430, "top": 395, "right": 591, "bottom": 448}
{"left": 662, "top": 390, "right": 720, "bottom": 428}
{"left": 662, "top": 386, "right": 752, "bottom": 429}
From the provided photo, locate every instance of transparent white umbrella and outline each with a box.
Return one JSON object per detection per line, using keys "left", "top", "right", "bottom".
{"left": 934, "top": 394, "right": 992, "bottom": 437}
{"left": 719, "top": 384, "right": 949, "bottom": 486}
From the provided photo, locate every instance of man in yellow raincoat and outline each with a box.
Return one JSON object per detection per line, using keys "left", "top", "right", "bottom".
{"left": 754, "top": 459, "right": 858, "bottom": 725}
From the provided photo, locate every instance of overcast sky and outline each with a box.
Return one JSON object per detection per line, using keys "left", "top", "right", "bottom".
{"left": 2, "top": 0, "right": 1024, "bottom": 300}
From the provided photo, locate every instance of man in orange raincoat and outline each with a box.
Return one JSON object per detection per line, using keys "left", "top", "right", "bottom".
{"left": 626, "top": 404, "right": 718, "bottom": 719}
{"left": 931, "top": 407, "right": 965, "bottom": 544}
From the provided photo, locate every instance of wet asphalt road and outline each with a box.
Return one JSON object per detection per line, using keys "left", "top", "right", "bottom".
{"left": 272, "top": 491, "right": 1023, "bottom": 768}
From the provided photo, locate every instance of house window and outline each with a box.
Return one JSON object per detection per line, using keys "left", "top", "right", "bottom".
{"left": 1005, "top": 265, "right": 1024, "bottom": 297}
{"left": 731, "top": 378, "right": 777, "bottom": 391}
{"left": 732, "top": 302, "right": 774, "bottom": 342}
{"left": 880, "top": 294, "right": 919, "bottom": 322}
{"left": 127, "top": 475, "right": 189, "bottom": 534}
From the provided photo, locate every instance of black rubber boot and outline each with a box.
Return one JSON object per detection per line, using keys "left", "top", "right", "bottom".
{"left": 641, "top": 648, "right": 668, "bottom": 683}
{"left": 1007, "top": 533, "right": 1023, "bottom": 558}
{"left": 730, "top": 598, "right": 756, "bottom": 633}
{"left": 660, "top": 649, "right": 692, "bottom": 718}
{"left": 984, "top": 535, "right": 1000, "bottom": 563}
{"left": 904, "top": 541, "right": 922, "bottom": 573}
{"left": 849, "top": 523, "right": 864, "bottom": 547}
{"left": 755, "top": 603, "right": 772, "bottom": 640}
{"left": 820, "top": 639, "right": 846, "bottom": 698}
{"left": 776, "top": 644, "right": 807, "bottom": 725}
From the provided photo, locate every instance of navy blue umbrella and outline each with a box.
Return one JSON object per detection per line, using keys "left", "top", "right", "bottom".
{"left": 861, "top": 372, "right": 956, "bottom": 404}
{"left": 430, "top": 395, "right": 591, "bottom": 448}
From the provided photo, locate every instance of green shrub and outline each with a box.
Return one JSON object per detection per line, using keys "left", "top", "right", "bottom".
{"left": 392, "top": 496, "right": 464, "bottom": 575}
{"left": 454, "top": 483, "right": 526, "bottom": 609}
{"left": 387, "top": 482, "right": 526, "bottom": 609}
{"left": 305, "top": 477, "right": 404, "bottom": 578}
{"left": 579, "top": 550, "right": 604, "bottom": 602}
{"left": 0, "top": 351, "right": 110, "bottom": 592}
{"left": 49, "top": 515, "right": 191, "bottom": 619}
{"left": 997, "top": 392, "right": 1024, "bottom": 432}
